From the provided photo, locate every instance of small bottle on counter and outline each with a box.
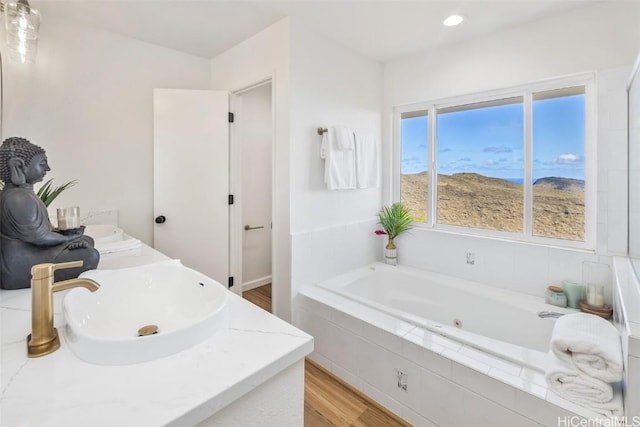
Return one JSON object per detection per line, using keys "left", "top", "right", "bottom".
{"left": 545, "top": 285, "right": 567, "bottom": 308}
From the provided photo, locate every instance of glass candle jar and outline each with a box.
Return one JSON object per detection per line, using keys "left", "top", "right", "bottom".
{"left": 57, "top": 206, "right": 80, "bottom": 230}
{"left": 586, "top": 284, "right": 605, "bottom": 308}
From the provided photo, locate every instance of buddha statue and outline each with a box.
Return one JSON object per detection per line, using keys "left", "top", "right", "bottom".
{"left": 0, "top": 137, "right": 99, "bottom": 290}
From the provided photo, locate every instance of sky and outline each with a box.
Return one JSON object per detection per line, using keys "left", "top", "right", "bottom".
{"left": 401, "top": 94, "right": 586, "bottom": 182}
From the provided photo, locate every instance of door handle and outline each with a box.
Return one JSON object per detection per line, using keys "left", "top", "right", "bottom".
{"left": 244, "top": 225, "right": 264, "bottom": 231}
{"left": 155, "top": 215, "right": 166, "bottom": 224}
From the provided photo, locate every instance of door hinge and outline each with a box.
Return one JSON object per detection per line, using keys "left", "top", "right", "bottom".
{"left": 228, "top": 276, "right": 234, "bottom": 288}
{"left": 228, "top": 194, "right": 234, "bottom": 205}
{"left": 228, "top": 112, "right": 234, "bottom": 123}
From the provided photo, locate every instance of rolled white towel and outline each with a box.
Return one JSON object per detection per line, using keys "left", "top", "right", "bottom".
{"left": 546, "top": 351, "right": 624, "bottom": 418}
{"left": 546, "top": 350, "right": 613, "bottom": 405}
{"left": 551, "top": 312, "right": 622, "bottom": 383}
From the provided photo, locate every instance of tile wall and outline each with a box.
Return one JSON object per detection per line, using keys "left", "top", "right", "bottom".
{"left": 612, "top": 257, "right": 640, "bottom": 420}
{"left": 291, "top": 218, "right": 379, "bottom": 298}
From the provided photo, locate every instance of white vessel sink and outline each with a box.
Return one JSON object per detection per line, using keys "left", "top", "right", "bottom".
{"left": 63, "top": 260, "right": 229, "bottom": 365}
{"left": 84, "top": 224, "right": 125, "bottom": 244}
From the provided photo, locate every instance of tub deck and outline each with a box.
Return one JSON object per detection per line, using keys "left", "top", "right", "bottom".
{"left": 295, "top": 263, "right": 611, "bottom": 426}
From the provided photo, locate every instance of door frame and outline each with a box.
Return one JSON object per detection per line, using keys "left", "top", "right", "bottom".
{"left": 229, "top": 77, "right": 274, "bottom": 301}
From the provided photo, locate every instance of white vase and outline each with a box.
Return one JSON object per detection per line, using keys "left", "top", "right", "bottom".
{"left": 384, "top": 238, "right": 397, "bottom": 266}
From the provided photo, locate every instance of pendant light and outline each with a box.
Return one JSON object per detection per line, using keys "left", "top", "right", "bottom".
{"left": 4, "top": 0, "right": 40, "bottom": 64}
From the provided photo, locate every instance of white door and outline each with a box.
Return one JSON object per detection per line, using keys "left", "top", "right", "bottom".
{"left": 153, "top": 89, "right": 229, "bottom": 286}
{"left": 239, "top": 83, "right": 272, "bottom": 291}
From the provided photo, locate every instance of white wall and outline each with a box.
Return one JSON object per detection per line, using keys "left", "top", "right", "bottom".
{"left": 3, "top": 14, "right": 211, "bottom": 245}
{"left": 207, "top": 18, "right": 384, "bottom": 316}
{"left": 208, "top": 18, "right": 291, "bottom": 319}
{"left": 289, "top": 19, "right": 383, "bottom": 298}
{"left": 382, "top": 1, "right": 640, "bottom": 299}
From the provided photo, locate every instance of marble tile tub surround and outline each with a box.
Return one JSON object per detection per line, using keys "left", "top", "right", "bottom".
{"left": 294, "top": 286, "right": 608, "bottom": 427}
{"left": 612, "top": 257, "right": 640, "bottom": 420}
{"left": 291, "top": 217, "right": 380, "bottom": 297}
{"left": 396, "top": 228, "right": 615, "bottom": 306}
{"left": 0, "top": 246, "right": 313, "bottom": 426}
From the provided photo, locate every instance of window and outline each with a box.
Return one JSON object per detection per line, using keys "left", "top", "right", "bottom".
{"left": 532, "top": 87, "right": 586, "bottom": 241}
{"left": 400, "top": 111, "right": 429, "bottom": 222}
{"left": 395, "top": 75, "right": 593, "bottom": 247}
{"left": 436, "top": 97, "right": 524, "bottom": 232}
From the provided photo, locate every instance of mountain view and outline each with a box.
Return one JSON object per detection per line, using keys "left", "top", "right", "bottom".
{"left": 401, "top": 172, "right": 585, "bottom": 241}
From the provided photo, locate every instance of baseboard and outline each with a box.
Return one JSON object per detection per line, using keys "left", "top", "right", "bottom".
{"left": 242, "top": 275, "right": 272, "bottom": 292}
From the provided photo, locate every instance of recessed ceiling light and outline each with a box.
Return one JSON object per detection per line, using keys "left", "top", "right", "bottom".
{"left": 443, "top": 14, "right": 464, "bottom": 27}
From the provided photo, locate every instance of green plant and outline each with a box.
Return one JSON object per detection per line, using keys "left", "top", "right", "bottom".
{"left": 377, "top": 203, "right": 414, "bottom": 239}
{"left": 36, "top": 179, "right": 78, "bottom": 207}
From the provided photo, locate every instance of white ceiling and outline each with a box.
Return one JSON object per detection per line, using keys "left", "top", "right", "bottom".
{"left": 32, "top": 0, "right": 603, "bottom": 63}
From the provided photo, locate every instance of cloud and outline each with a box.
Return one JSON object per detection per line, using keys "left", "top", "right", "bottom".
{"left": 440, "top": 148, "right": 453, "bottom": 152}
{"left": 402, "top": 155, "right": 428, "bottom": 173}
{"left": 402, "top": 155, "right": 424, "bottom": 165}
{"left": 459, "top": 157, "right": 472, "bottom": 162}
{"left": 536, "top": 154, "right": 583, "bottom": 167}
{"left": 483, "top": 146, "right": 513, "bottom": 154}
{"left": 483, "top": 159, "right": 497, "bottom": 166}
{"left": 557, "top": 153, "right": 581, "bottom": 164}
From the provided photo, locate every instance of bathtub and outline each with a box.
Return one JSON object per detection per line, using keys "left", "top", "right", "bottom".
{"left": 295, "top": 262, "right": 598, "bottom": 426}
{"left": 316, "top": 262, "right": 574, "bottom": 371}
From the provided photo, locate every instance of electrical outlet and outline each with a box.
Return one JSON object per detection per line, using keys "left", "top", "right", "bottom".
{"left": 395, "top": 368, "right": 408, "bottom": 391}
{"left": 466, "top": 252, "right": 475, "bottom": 265}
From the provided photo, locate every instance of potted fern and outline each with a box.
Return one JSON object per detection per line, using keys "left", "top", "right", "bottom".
{"left": 0, "top": 178, "right": 77, "bottom": 207}
{"left": 376, "top": 203, "right": 413, "bottom": 265}
{"left": 36, "top": 179, "right": 78, "bottom": 207}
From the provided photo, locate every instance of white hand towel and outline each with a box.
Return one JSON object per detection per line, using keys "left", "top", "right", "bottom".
{"left": 550, "top": 312, "right": 623, "bottom": 383}
{"left": 322, "top": 127, "right": 356, "bottom": 190}
{"left": 354, "top": 133, "right": 379, "bottom": 189}
{"left": 546, "top": 351, "right": 623, "bottom": 418}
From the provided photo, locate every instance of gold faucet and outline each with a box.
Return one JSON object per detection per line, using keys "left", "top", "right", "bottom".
{"left": 27, "top": 261, "right": 100, "bottom": 358}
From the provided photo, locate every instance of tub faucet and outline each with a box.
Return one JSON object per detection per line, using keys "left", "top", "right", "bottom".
{"left": 27, "top": 261, "right": 100, "bottom": 358}
{"left": 537, "top": 311, "right": 565, "bottom": 319}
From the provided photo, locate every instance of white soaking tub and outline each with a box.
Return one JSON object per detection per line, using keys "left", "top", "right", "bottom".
{"left": 296, "top": 262, "right": 601, "bottom": 426}
{"left": 316, "top": 262, "right": 573, "bottom": 370}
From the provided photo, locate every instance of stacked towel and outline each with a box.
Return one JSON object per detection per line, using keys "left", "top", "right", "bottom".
{"left": 551, "top": 312, "right": 623, "bottom": 383}
{"left": 546, "top": 351, "right": 614, "bottom": 405}
{"left": 354, "top": 133, "right": 379, "bottom": 189}
{"left": 94, "top": 237, "right": 142, "bottom": 255}
{"left": 545, "top": 313, "right": 624, "bottom": 418}
{"left": 321, "top": 126, "right": 356, "bottom": 190}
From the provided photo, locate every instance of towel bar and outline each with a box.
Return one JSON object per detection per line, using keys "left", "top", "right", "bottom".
{"left": 317, "top": 127, "right": 328, "bottom": 135}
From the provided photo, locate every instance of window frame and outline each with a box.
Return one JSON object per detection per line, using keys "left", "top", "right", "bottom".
{"left": 392, "top": 73, "right": 596, "bottom": 250}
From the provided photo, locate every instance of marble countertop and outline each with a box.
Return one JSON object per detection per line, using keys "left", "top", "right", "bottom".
{"left": 1, "top": 244, "right": 313, "bottom": 426}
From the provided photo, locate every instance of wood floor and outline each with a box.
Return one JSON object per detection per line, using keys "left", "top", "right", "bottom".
{"left": 242, "top": 283, "right": 272, "bottom": 312}
{"left": 243, "top": 285, "right": 411, "bottom": 427}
